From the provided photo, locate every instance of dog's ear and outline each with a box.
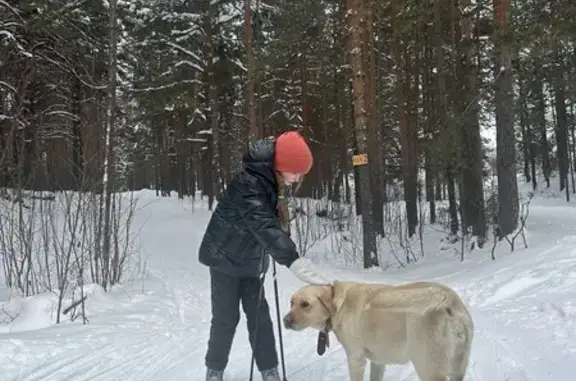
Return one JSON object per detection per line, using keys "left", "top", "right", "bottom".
{"left": 318, "top": 285, "right": 336, "bottom": 315}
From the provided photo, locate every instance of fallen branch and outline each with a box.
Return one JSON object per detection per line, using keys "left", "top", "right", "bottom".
{"left": 63, "top": 295, "right": 87, "bottom": 315}
{"left": 491, "top": 191, "right": 533, "bottom": 259}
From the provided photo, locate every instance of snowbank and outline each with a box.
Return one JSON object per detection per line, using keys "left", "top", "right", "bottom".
{"left": 0, "top": 283, "right": 119, "bottom": 333}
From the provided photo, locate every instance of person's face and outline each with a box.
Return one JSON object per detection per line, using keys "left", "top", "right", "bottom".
{"left": 280, "top": 172, "right": 303, "bottom": 185}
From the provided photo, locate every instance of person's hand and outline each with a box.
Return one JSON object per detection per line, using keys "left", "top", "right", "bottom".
{"left": 289, "top": 257, "right": 332, "bottom": 285}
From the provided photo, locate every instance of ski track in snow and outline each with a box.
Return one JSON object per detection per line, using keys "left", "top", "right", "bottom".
{"left": 2, "top": 196, "right": 576, "bottom": 380}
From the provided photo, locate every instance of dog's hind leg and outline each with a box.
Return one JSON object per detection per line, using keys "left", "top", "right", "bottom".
{"left": 411, "top": 339, "right": 470, "bottom": 381}
{"left": 446, "top": 349, "right": 470, "bottom": 381}
{"left": 447, "top": 374, "right": 465, "bottom": 381}
{"left": 412, "top": 303, "right": 473, "bottom": 381}
{"left": 411, "top": 356, "right": 448, "bottom": 381}
{"left": 369, "top": 362, "right": 385, "bottom": 381}
{"left": 447, "top": 313, "right": 473, "bottom": 381}
{"left": 409, "top": 327, "right": 455, "bottom": 381}
{"left": 411, "top": 336, "right": 470, "bottom": 381}
{"left": 447, "top": 337, "right": 471, "bottom": 381}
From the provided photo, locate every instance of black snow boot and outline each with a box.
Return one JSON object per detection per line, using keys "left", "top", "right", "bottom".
{"left": 261, "top": 368, "right": 281, "bottom": 381}
{"left": 205, "top": 369, "right": 224, "bottom": 381}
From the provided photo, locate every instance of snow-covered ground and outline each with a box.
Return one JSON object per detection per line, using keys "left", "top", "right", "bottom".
{"left": 1, "top": 180, "right": 576, "bottom": 381}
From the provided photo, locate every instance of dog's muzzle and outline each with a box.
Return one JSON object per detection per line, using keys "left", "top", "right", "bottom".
{"left": 283, "top": 313, "right": 294, "bottom": 329}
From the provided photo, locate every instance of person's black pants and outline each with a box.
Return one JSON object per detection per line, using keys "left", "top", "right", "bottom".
{"left": 205, "top": 268, "right": 279, "bottom": 372}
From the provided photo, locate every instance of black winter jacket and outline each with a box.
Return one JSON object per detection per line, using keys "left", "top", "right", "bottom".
{"left": 198, "top": 137, "right": 299, "bottom": 278}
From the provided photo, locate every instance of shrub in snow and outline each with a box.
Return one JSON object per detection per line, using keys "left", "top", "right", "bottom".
{"left": 0, "top": 189, "right": 141, "bottom": 324}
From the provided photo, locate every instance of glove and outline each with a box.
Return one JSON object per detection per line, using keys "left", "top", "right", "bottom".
{"left": 289, "top": 257, "right": 332, "bottom": 285}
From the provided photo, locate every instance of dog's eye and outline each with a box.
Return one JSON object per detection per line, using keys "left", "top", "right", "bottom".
{"left": 300, "top": 301, "right": 310, "bottom": 309}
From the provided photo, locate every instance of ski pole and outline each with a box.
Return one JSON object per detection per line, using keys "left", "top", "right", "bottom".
{"left": 272, "top": 260, "right": 289, "bottom": 381}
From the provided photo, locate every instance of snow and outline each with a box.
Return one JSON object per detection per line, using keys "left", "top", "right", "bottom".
{"left": 0, "top": 293, "right": 59, "bottom": 333}
{"left": 166, "top": 41, "right": 204, "bottom": 67}
{"left": 1, "top": 179, "right": 576, "bottom": 380}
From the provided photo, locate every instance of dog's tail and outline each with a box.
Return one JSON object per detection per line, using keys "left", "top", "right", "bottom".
{"left": 418, "top": 293, "right": 473, "bottom": 381}
{"left": 421, "top": 286, "right": 474, "bottom": 349}
{"left": 422, "top": 285, "right": 472, "bottom": 322}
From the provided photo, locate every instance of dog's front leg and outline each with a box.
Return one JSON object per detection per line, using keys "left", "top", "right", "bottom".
{"left": 345, "top": 351, "right": 367, "bottom": 381}
{"left": 369, "top": 362, "right": 385, "bottom": 381}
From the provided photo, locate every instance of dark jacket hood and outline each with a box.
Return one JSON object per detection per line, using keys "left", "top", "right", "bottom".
{"left": 198, "top": 136, "right": 299, "bottom": 277}
{"left": 242, "top": 137, "right": 276, "bottom": 185}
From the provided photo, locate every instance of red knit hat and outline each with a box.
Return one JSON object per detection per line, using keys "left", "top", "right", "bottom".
{"left": 274, "top": 131, "right": 313, "bottom": 174}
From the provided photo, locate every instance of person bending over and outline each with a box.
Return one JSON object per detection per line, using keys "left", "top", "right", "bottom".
{"left": 198, "top": 131, "right": 328, "bottom": 381}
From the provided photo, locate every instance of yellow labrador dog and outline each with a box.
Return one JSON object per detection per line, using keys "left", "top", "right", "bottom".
{"left": 283, "top": 280, "right": 473, "bottom": 381}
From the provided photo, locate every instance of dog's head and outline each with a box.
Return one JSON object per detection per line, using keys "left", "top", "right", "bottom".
{"left": 283, "top": 284, "right": 335, "bottom": 331}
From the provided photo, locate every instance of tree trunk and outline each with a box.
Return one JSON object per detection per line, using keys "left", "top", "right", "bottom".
{"left": 493, "top": 0, "right": 519, "bottom": 237}
{"left": 363, "top": 0, "right": 384, "bottom": 236}
{"left": 244, "top": 0, "right": 259, "bottom": 142}
{"left": 345, "top": 0, "right": 378, "bottom": 268}
{"left": 423, "top": 14, "right": 436, "bottom": 225}
{"left": 458, "top": 0, "right": 486, "bottom": 244}
{"left": 101, "top": 0, "right": 118, "bottom": 289}
{"left": 552, "top": 48, "right": 569, "bottom": 197}
{"left": 393, "top": 0, "right": 418, "bottom": 238}
{"left": 435, "top": 0, "right": 458, "bottom": 234}
{"left": 532, "top": 70, "right": 551, "bottom": 188}
{"left": 71, "top": 75, "right": 84, "bottom": 190}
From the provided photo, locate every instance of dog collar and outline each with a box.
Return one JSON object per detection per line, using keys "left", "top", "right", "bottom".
{"left": 324, "top": 317, "right": 333, "bottom": 332}
{"left": 316, "top": 292, "right": 334, "bottom": 356}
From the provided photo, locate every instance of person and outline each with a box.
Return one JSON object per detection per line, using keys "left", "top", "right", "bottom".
{"left": 198, "top": 131, "right": 329, "bottom": 381}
